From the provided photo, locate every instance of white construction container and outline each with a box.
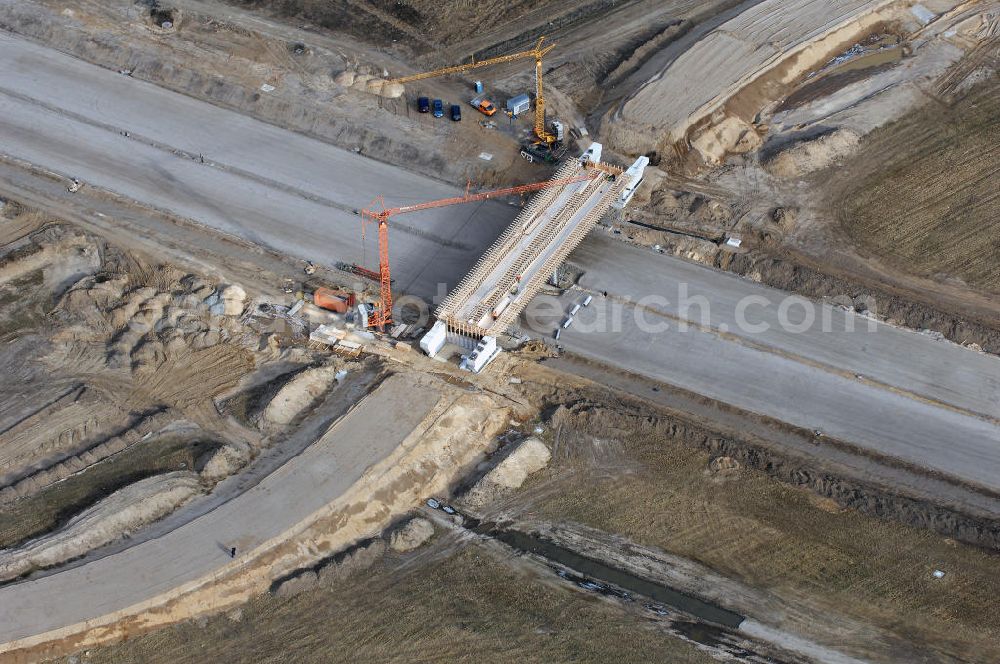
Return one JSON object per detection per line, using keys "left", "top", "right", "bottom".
{"left": 506, "top": 93, "right": 531, "bottom": 115}
{"left": 580, "top": 142, "right": 603, "bottom": 165}
{"left": 562, "top": 316, "right": 574, "bottom": 329}
{"left": 420, "top": 320, "right": 448, "bottom": 357}
{"left": 569, "top": 303, "right": 581, "bottom": 316}
{"left": 461, "top": 335, "right": 500, "bottom": 373}
{"left": 582, "top": 295, "right": 593, "bottom": 307}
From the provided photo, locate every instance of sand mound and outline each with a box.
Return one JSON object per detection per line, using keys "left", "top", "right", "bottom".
{"left": 263, "top": 365, "right": 340, "bottom": 425}
{"left": 389, "top": 517, "right": 434, "bottom": 552}
{"left": 462, "top": 437, "right": 550, "bottom": 509}
{"left": 0, "top": 472, "right": 201, "bottom": 581}
{"left": 180, "top": 274, "right": 215, "bottom": 299}
{"left": 219, "top": 284, "right": 246, "bottom": 316}
{"left": 55, "top": 267, "right": 255, "bottom": 385}
{"left": 199, "top": 441, "right": 252, "bottom": 482}
{"left": 709, "top": 455, "right": 741, "bottom": 475}
{"left": 605, "top": 0, "right": 892, "bottom": 158}
{"left": 351, "top": 74, "right": 372, "bottom": 91}
{"left": 336, "top": 68, "right": 404, "bottom": 97}
{"left": 766, "top": 129, "right": 860, "bottom": 177}
{"left": 381, "top": 82, "right": 405, "bottom": 98}
{"left": 690, "top": 116, "right": 761, "bottom": 164}
{"left": 333, "top": 70, "right": 355, "bottom": 86}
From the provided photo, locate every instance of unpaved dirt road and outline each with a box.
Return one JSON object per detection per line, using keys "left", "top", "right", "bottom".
{"left": 0, "top": 375, "right": 441, "bottom": 647}
{"left": 0, "top": 32, "right": 516, "bottom": 299}
{"left": 535, "top": 233, "right": 1000, "bottom": 494}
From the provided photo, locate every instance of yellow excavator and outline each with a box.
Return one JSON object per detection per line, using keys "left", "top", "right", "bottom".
{"left": 390, "top": 37, "right": 563, "bottom": 161}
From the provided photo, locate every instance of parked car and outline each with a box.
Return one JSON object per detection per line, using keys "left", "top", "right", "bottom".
{"left": 432, "top": 99, "right": 444, "bottom": 118}
{"left": 417, "top": 96, "right": 430, "bottom": 113}
{"left": 450, "top": 104, "right": 461, "bottom": 122}
{"left": 477, "top": 98, "right": 497, "bottom": 116}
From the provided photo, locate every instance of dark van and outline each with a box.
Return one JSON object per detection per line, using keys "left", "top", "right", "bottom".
{"left": 417, "top": 96, "right": 430, "bottom": 113}
{"left": 432, "top": 99, "right": 444, "bottom": 118}
{"left": 450, "top": 104, "right": 461, "bottom": 122}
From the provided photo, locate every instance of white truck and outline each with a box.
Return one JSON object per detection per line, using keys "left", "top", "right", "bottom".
{"left": 613, "top": 155, "right": 650, "bottom": 210}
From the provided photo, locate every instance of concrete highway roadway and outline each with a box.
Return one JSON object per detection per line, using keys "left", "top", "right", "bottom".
{"left": 533, "top": 233, "right": 1000, "bottom": 493}
{"left": 0, "top": 32, "right": 517, "bottom": 300}
{"left": 0, "top": 375, "right": 441, "bottom": 648}
{"left": 570, "top": 234, "right": 1000, "bottom": 421}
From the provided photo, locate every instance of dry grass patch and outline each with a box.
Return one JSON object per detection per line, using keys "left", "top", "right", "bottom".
{"left": 831, "top": 75, "right": 1000, "bottom": 292}
{"left": 90, "top": 543, "right": 715, "bottom": 664}
{"left": 519, "top": 403, "right": 1000, "bottom": 661}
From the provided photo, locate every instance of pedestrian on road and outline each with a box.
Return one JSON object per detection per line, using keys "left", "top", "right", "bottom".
{"left": 230, "top": 546, "right": 236, "bottom": 558}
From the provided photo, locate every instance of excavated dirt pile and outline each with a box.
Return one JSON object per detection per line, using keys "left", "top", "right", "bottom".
{"left": 0, "top": 207, "right": 287, "bottom": 578}
{"left": 462, "top": 437, "right": 551, "bottom": 510}
{"left": 262, "top": 365, "right": 342, "bottom": 427}
{"left": 765, "top": 129, "right": 860, "bottom": 177}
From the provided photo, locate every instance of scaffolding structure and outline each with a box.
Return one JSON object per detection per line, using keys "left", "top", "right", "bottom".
{"left": 436, "top": 160, "right": 629, "bottom": 338}
{"left": 358, "top": 171, "right": 599, "bottom": 329}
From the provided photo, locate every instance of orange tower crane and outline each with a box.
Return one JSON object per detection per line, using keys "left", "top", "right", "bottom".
{"left": 358, "top": 171, "right": 600, "bottom": 329}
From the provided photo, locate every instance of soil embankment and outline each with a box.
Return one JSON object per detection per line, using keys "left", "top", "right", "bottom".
{"left": 604, "top": 0, "right": 900, "bottom": 160}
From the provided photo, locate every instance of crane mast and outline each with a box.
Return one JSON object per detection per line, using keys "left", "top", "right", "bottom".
{"left": 534, "top": 45, "right": 557, "bottom": 146}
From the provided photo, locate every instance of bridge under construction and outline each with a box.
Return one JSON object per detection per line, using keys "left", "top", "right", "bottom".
{"left": 421, "top": 144, "right": 647, "bottom": 370}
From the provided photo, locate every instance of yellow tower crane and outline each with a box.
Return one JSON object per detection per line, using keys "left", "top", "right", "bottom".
{"left": 389, "top": 37, "right": 558, "bottom": 148}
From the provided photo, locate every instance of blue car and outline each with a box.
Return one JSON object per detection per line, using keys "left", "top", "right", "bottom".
{"left": 432, "top": 99, "right": 444, "bottom": 118}
{"left": 450, "top": 104, "right": 461, "bottom": 121}
{"left": 417, "top": 96, "right": 430, "bottom": 113}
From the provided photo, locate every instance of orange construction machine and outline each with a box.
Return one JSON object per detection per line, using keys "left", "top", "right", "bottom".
{"left": 312, "top": 287, "right": 356, "bottom": 314}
